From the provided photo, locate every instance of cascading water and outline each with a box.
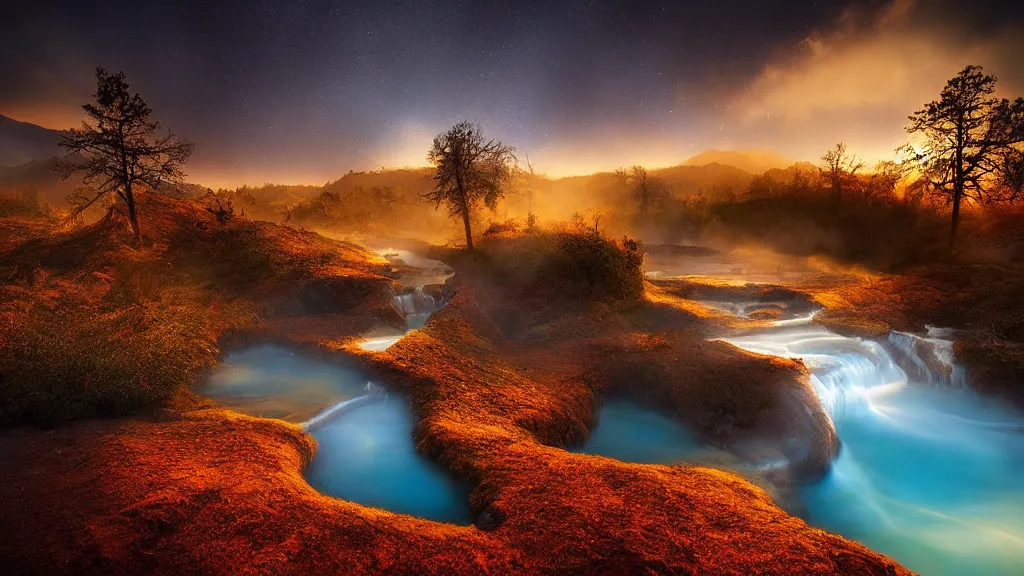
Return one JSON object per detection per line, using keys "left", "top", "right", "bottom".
{"left": 721, "top": 313, "right": 1024, "bottom": 576}
{"left": 358, "top": 248, "right": 453, "bottom": 352}
{"left": 392, "top": 286, "right": 441, "bottom": 330}
{"left": 887, "top": 327, "right": 970, "bottom": 388}
{"left": 359, "top": 286, "right": 449, "bottom": 352}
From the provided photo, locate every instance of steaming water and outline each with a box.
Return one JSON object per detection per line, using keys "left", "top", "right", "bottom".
{"left": 358, "top": 286, "right": 446, "bottom": 351}
{"left": 305, "top": 397, "right": 472, "bottom": 524}
{"left": 357, "top": 246, "right": 450, "bottom": 351}
{"left": 206, "top": 346, "right": 471, "bottom": 524}
{"left": 376, "top": 247, "right": 453, "bottom": 286}
{"left": 203, "top": 345, "right": 371, "bottom": 422}
{"left": 721, "top": 316, "right": 1024, "bottom": 576}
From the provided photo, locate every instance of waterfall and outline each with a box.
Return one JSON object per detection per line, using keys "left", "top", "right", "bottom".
{"left": 711, "top": 304, "right": 1024, "bottom": 575}
{"left": 887, "top": 327, "right": 969, "bottom": 389}
{"left": 721, "top": 314, "right": 909, "bottom": 422}
{"left": 363, "top": 286, "right": 450, "bottom": 351}
{"left": 392, "top": 286, "right": 438, "bottom": 316}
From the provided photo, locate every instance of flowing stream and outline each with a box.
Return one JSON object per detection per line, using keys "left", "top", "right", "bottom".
{"left": 724, "top": 314, "right": 1024, "bottom": 575}
{"left": 581, "top": 309, "right": 1024, "bottom": 575}
{"left": 358, "top": 247, "right": 452, "bottom": 352}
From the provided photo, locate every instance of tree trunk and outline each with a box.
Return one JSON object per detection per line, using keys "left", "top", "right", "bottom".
{"left": 454, "top": 160, "right": 473, "bottom": 251}
{"left": 950, "top": 188, "right": 962, "bottom": 251}
{"left": 125, "top": 183, "right": 142, "bottom": 243}
{"left": 461, "top": 205, "right": 474, "bottom": 251}
{"left": 951, "top": 130, "right": 964, "bottom": 252}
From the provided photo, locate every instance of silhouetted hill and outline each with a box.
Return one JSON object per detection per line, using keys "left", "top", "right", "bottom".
{"left": 0, "top": 115, "right": 63, "bottom": 167}
{"left": 684, "top": 150, "right": 792, "bottom": 175}
{"left": 651, "top": 163, "right": 754, "bottom": 197}
{"left": 0, "top": 157, "right": 81, "bottom": 208}
{"left": 761, "top": 161, "right": 820, "bottom": 183}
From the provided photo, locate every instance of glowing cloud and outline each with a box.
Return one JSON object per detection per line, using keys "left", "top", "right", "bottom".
{"left": 731, "top": 0, "right": 1024, "bottom": 163}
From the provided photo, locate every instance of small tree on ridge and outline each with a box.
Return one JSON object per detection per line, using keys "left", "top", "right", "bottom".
{"left": 58, "top": 68, "right": 192, "bottom": 243}
{"left": 425, "top": 121, "right": 516, "bottom": 250}
{"left": 819, "top": 143, "right": 864, "bottom": 213}
{"left": 615, "top": 165, "right": 667, "bottom": 216}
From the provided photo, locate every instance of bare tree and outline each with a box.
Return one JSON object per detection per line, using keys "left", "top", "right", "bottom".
{"left": 906, "top": 65, "right": 1024, "bottom": 249}
{"left": 58, "top": 68, "right": 192, "bottom": 242}
{"left": 425, "top": 121, "right": 516, "bottom": 250}
{"left": 819, "top": 143, "right": 865, "bottom": 213}
{"left": 615, "top": 165, "right": 667, "bottom": 216}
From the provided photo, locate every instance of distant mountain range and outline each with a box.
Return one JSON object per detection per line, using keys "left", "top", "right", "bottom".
{"left": 0, "top": 114, "right": 63, "bottom": 168}
{"left": 0, "top": 114, "right": 804, "bottom": 213}
{"left": 683, "top": 149, "right": 793, "bottom": 175}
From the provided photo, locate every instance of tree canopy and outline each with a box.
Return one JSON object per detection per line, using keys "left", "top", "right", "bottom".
{"left": 906, "top": 65, "right": 1024, "bottom": 248}
{"left": 58, "top": 68, "right": 192, "bottom": 242}
{"left": 425, "top": 121, "right": 516, "bottom": 250}
{"left": 819, "top": 143, "right": 864, "bottom": 213}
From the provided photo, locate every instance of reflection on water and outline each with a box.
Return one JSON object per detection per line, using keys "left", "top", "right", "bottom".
{"left": 723, "top": 317, "right": 1024, "bottom": 576}
{"left": 305, "top": 398, "right": 473, "bottom": 524}
{"left": 206, "top": 346, "right": 471, "bottom": 524}
{"left": 204, "top": 345, "right": 370, "bottom": 422}
{"left": 358, "top": 335, "right": 404, "bottom": 351}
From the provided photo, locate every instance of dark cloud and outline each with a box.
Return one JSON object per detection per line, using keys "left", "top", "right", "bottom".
{"left": 1, "top": 0, "right": 1021, "bottom": 184}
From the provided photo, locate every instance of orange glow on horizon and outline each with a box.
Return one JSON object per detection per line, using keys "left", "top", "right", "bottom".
{"left": 0, "top": 105, "right": 85, "bottom": 131}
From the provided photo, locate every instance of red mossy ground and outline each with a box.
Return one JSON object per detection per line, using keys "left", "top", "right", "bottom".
{"left": 0, "top": 193, "right": 402, "bottom": 424}
{"left": 0, "top": 222, "right": 911, "bottom": 574}
{"left": 0, "top": 405, "right": 906, "bottom": 575}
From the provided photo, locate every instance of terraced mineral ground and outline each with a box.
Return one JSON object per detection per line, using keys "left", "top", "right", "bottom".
{"left": 5, "top": 194, "right": 996, "bottom": 575}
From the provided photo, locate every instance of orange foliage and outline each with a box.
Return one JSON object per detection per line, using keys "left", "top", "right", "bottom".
{"left": 0, "top": 211, "right": 912, "bottom": 574}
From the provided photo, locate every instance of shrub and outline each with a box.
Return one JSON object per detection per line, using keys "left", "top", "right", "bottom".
{"left": 477, "top": 229, "right": 644, "bottom": 303}
{"left": 0, "top": 292, "right": 219, "bottom": 426}
{"left": 482, "top": 218, "right": 520, "bottom": 237}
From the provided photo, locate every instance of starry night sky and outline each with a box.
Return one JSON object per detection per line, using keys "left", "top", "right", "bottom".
{"left": 2, "top": 0, "right": 1022, "bottom": 185}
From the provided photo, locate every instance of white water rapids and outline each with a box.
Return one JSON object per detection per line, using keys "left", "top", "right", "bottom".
{"left": 720, "top": 312, "right": 1024, "bottom": 576}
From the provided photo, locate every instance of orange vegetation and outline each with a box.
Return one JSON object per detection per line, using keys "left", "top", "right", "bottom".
{"left": 0, "top": 219, "right": 911, "bottom": 574}
{"left": 0, "top": 193, "right": 400, "bottom": 424}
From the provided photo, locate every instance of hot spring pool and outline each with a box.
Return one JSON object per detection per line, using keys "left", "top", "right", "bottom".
{"left": 205, "top": 346, "right": 471, "bottom": 524}
{"left": 305, "top": 398, "right": 473, "bottom": 524}
{"left": 577, "top": 401, "right": 719, "bottom": 464}
{"left": 204, "top": 345, "right": 371, "bottom": 422}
